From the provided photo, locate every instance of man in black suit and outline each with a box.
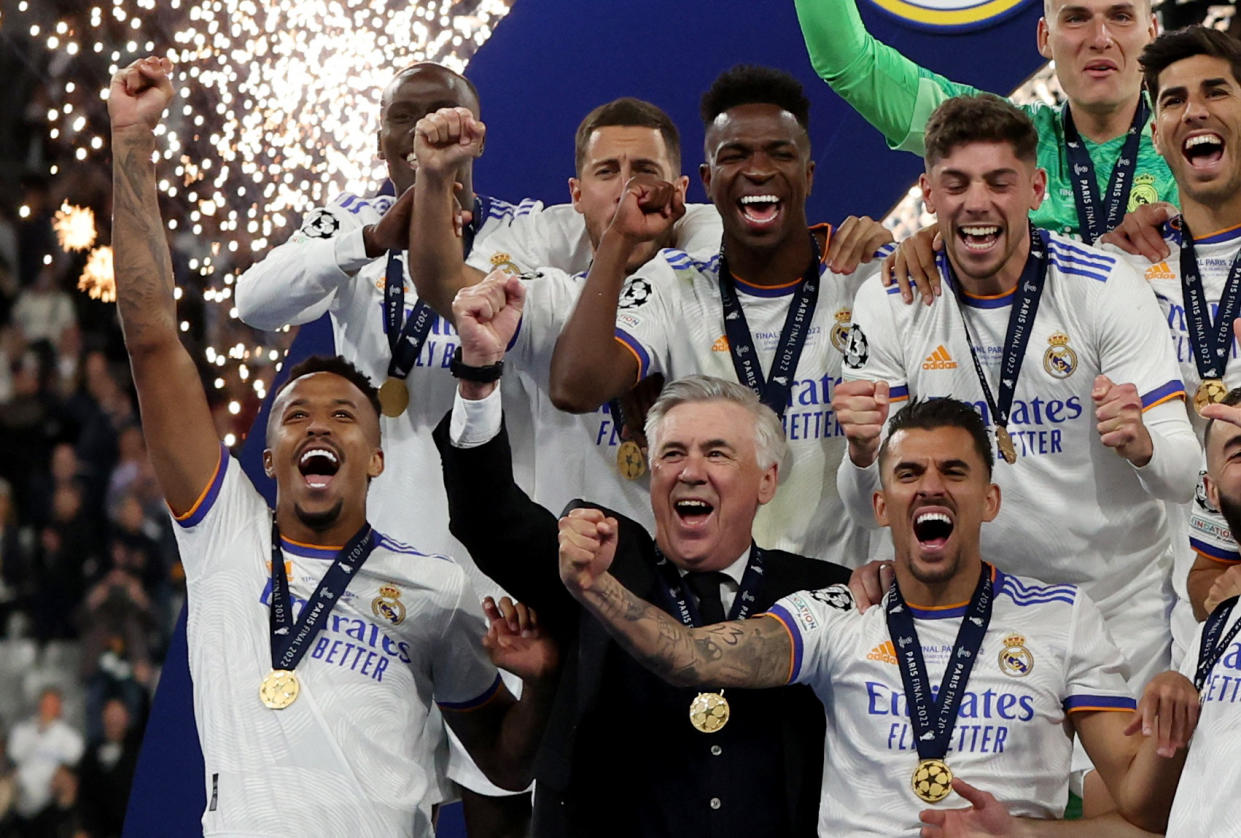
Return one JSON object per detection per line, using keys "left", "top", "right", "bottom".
{"left": 433, "top": 271, "right": 852, "bottom": 837}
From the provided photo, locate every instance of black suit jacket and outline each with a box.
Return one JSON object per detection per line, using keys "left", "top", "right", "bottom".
{"left": 434, "top": 413, "right": 850, "bottom": 838}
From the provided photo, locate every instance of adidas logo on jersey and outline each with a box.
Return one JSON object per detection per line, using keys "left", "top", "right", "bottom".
{"left": 1144, "top": 262, "right": 1175, "bottom": 281}
{"left": 711, "top": 335, "right": 730, "bottom": 352}
{"left": 922, "top": 345, "right": 957, "bottom": 370}
{"left": 867, "top": 641, "right": 898, "bottom": 664}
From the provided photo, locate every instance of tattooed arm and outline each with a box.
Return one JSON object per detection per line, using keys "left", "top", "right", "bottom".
{"left": 109, "top": 57, "right": 221, "bottom": 515}
{"left": 558, "top": 507, "right": 792, "bottom": 688}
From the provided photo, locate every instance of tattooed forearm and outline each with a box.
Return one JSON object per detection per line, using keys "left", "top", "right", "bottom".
{"left": 578, "top": 572, "right": 792, "bottom": 689}
{"left": 111, "top": 127, "right": 178, "bottom": 349}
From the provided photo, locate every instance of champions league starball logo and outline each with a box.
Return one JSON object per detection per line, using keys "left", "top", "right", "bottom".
{"left": 618, "top": 278, "right": 653, "bottom": 310}
{"left": 864, "top": 0, "right": 1034, "bottom": 31}
{"left": 810, "top": 586, "right": 854, "bottom": 611}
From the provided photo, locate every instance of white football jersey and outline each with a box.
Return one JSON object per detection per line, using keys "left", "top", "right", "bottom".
{"left": 1113, "top": 222, "right": 1241, "bottom": 661}
{"left": 464, "top": 202, "right": 723, "bottom": 277}
{"left": 1168, "top": 603, "right": 1241, "bottom": 837}
{"left": 764, "top": 570, "right": 1134, "bottom": 836}
{"left": 172, "top": 448, "right": 499, "bottom": 837}
{"left": 507, "top": 268, "right": 655, "bottom": 528}
{"left": 610, "top": 233, "right": 892, "bottom": 564}
{"left": 842, "top": 232, "right": 1199, "bottom": 686}
{"left": 234, "top": 191, "right": 542, "bottom": 572}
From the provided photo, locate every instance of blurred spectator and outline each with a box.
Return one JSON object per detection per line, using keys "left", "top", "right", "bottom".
{"left": 0, "top": 478, "right": 33, "bottom": 637}
{"left": 24, "top": 763, "right": 85, "bottom": 838}
{"left": 8, "top": 688, "right": 83, "bottom": 831}
{"left": 77, "top": 698, "right": 138, "bottom": 838}
{"left": 32, "top": 483, "right": 97, "bottom": 642}
{"left": 12, "top": 267, "right": 76, "bottom": 348}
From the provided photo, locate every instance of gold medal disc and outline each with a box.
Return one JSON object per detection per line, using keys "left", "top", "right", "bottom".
{"left": 617, "top": 439, "right": 647, "bottom": 480}
{"left": 911, "top": 758, "right": 954, "bottom": 803}
{"left": 996, "top": 426, "right": 1017, "bottom": 464}
{"left": 378, "top": 378, "right": 410, "bottom": 418}
{"left": 1195, "top": 378, "right": 1228, "bottom": 416}
{"left": 689, "top": 691, "right": 730, "bottom": 733}
{"left": 259, "top": 669, "right": 300, "bottom": 710}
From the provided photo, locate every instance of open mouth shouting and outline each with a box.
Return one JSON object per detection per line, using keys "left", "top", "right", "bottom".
{"left": 1183, "top": 132, "right": 1225, "bottom": 171}
{"left": 298, "top": 445, "right": 341, "bottom": 490}
{"left": 738, "top": 194, "right": 783, "bottom": 230}
{"left": 673, "top": 497, "right": 716, "bottom": 531}
{"left": 911, "top": 507, "right": 955, "bottom": 558}
{"left": 958, "top": 224, "right": 1001, "bottom": 254}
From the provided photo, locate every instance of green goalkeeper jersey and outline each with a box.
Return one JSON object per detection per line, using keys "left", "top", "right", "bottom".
{"left": 794, "top": 0, "right": 1178, "bottom": 237}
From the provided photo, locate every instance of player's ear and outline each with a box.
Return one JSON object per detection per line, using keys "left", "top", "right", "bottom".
{"left": 1036, "top": 16, "right": 1052, "bottom": 60}
{"left": 1030, "top": 167, "right": 1048, "bottom": 211}
{"left": 982, "top": 482, "right": 1001, "bottom": 522}
{"left": 263, "top": 449, "right": 275, "bottom": 479}
{"left": 675, "top": 174, "right": 690, "bottom": 198}
{"left": 806, "top": 159, "right": 815, "bottom": 196}
{"left": 368, "top": 447, "right": 384, "bottom": 480}
{"left": 872, "top": 489, "right": 889, "bottom": 527}
{"left": 1205, "top": 473, "right": 1221, "bottom": 510}
{"left": 568, "top": 177, "right": 582, "bottom": 210}
{"left": 919, "top": 173, "right": 936, "bottom": 215}
{"left": 699, "top": 162, "right": 712, "bottom": 194}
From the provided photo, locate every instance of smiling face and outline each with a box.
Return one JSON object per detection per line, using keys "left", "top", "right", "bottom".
{"left": 377, "top": 64, "right": 479, "bottom": 194}
{"left": 1205, "top": 410, "right": 1241, "bottom": 541}
{"left": 875, "top": 426, "right": 1000, "bottom": 602}
{"left": 701, "top": 103, "right": 813, "bottom": 254}
{"left": 1151, "top": 54, "right": 1241, "bottom": 216}
{"left": 264, "top": 372, "right": 383, "bottom": 542}
{"left": 570, "top": 124, "right": 687, "bottom": 272}
{"left": 1037, "top": 0, "right": 1156, "bottom": 116}
{"left": 649, "top": 399, "right": 777, "bottom": 571}
{"left": 921, "top": 141, "right": 1046, "bottom": 294}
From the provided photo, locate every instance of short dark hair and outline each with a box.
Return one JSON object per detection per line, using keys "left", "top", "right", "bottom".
{"left": 1141, "top": 26, "right": 1241, "bottom": 101}
{"left": 879, "top": 397, "right": 994, "bottom": 478}
{"left": 391, "top": 61, "right": 480, "bottom": 111}
{"left": 1204, "top": 387, "right": 1241, "bottom": 454}
{"left": 700, "top": 64, "right": 811, "bottom": 132}
{"left": 275, "top": 355, "right": 382, "bottom": 420}
{"left": 923, "top": 94, "right": 1038, "bottom": 168}
{"left": 574, "top": 98, "right": 681, "bottom": 176}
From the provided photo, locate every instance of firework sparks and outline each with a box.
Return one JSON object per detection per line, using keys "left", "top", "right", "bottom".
{"left": 53, "top": 202, "right": 98, "bottom": 252}
{"left": 79, "top": 246, "right": 116, "bottom": 303}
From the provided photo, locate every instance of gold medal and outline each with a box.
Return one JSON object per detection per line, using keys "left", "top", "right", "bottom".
{"left": 378, "top": 377, "right": 410, "bottom": 417}
{"left": 1195, "top": 378, "right": 1228, "bottom": 416}
{"left": 259, "top": 669, "right": 300, "bottom": 710}
{"left": 911, "top": 758, "right": 954, "bottom": 803}
{"left": 689, "top": 691, "right": 730, "bottom": 733}
{"left": 996, "top": 426, "right": 1017, "bottom": 464}
{"left": 617, "top": 439, "right": 647, "bottom": 480}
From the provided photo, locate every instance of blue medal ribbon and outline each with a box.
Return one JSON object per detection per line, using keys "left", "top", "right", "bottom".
{"left": 1062, "top": 97, "right": 1148, "bottom": 244}
{"left": 652, "top": 545, "right": 766, "bottom": 626}
{"left": 943, "top": 226, "right": 1050, "bottom": 457}
{"left": 382, "top": 195, "right": 484, "bottom": 381}
{"left": 1195, "top": 595, "right": 1241, "bottom": 694}
{"left": 269, "top": 521, "right": 377, "bottom": 672}
{"left": 1178, "top": 220, "right": 1241, "bottom": 382}
{"left": 717, "top": 233, "right": 822, "bottom": 419}
{"left": 885, "top": 563, "right": 995, "bottom": 763}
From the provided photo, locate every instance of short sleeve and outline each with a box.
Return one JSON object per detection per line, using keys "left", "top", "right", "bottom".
{"left": 762, "top": 585, "right": 857, "bottom": 686}
{"left": 1062, "top": 591, "right": 1137, "bottom": 714}
{"left": 506, "top": 267, "right": 583, "bottom": 386}
{"left": 167, "top": 446, "right": 272, "bottom": 583}
{"left": 612, "top": 254, "right": 680, "bottom": 381}
{"left": 431, "top": 572, "right": 503, "bottom": 709}
{"left": 840, "top": 273, "right": 911, "bottom": 404}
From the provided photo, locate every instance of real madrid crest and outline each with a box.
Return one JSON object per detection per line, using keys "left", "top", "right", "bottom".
{"left": 1042, "top": 331, "right": 1077, "bottom": 379}
{"left": 997, "top": 633, "right": 1034, "bottom": 677}
{"left": 1128, "top": 173, "right": 1158, "bottom": 211}
{"left": 372, "top": 584, "right": 406, "bottom": 626}
{"left": 830, "top": 308, "right": 852, "bottom": 353}
{"left": 490, "top": 252, "right": 521, "bottom": 274}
